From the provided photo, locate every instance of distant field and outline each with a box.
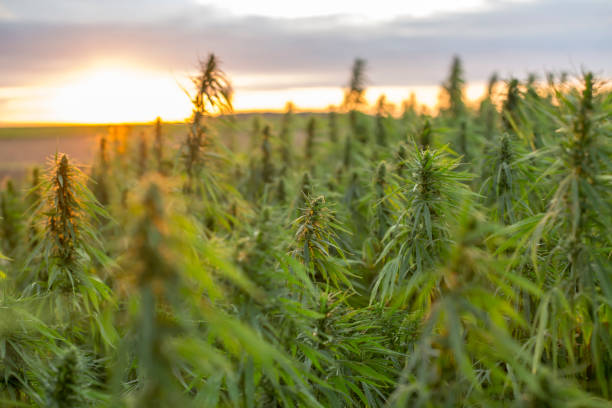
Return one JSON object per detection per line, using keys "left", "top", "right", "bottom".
{"left": 0, "top": 123, "right": 191, "bottom": 140}
{"left": 0, "top": 114, "right": 324, "bottom": 181}
{"left": 0, "top": 123, "right": 185, "bottom": 180}
{"left": 0, "top": 125, "right": 111, "bottom": 140}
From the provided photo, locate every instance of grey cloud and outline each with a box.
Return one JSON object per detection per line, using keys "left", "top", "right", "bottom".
{"left": 0, "top": 0, "right": 198, "bottom": 23}
{"left": 0, "top": 0, "right": 610, "bottom": 89}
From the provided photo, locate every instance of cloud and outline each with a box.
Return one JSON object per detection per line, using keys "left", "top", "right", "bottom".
{"left": 0, "top": 0, "right": 610, "bottom": 90}
{"left": 0, "top": 0, "right": 197, "bottom": 23}
{"left": 0, "top": 4, "right": 14, "bottom": 20}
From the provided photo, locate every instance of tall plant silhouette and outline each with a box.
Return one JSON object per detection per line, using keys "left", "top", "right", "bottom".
{"left": 183, "top": 54, "right": 233, "bottom": 183}
{"left": 343, "top": 58, "right": 368, "bottom": 144}
{"left": 442, "top": 55, "right": 466, "bottom": 120}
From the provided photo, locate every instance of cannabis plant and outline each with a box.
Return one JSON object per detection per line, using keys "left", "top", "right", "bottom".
{"left": 371, "top": 145, "right": 472, "bottom": 304}
{"left": 291, "top": 195, "right": 350, "bottom": 287}
{"left": 442, "top": 55, "right": 466, "bottom": 119}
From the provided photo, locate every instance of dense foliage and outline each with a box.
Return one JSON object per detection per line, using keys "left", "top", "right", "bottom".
{"left": 1, "top": 55, "right": 611, "bottom": 407}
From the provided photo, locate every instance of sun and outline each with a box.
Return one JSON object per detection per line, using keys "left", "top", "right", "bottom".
{"left": 49, "top": 65, "right": 193, "bottom": 124}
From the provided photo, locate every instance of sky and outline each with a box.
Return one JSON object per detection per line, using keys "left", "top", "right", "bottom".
{"left": 0, "top": 0, "right": 610, "bottom": 124}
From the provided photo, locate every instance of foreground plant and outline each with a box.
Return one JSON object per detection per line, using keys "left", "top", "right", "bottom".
{"left": 23, "top": 154, "right": 114, "bottom": 350}
{"left": 525, "top": 72, "right": 612, "bottom": 396}
{"left": 118, "top": 180, "right": 315, "bottom": 407}
{"left": 389, "top": 210, "right": 609, "bottom": 407}
{"left": 371, "top": 145, "right": 472, "bottom": 304}
{"left": 292, "top": 195, "right": 351, "bottom": 288}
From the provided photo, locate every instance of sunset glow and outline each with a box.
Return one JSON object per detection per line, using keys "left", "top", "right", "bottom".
{"left": 0, "top": 64, "right": 488, "bottom": 124}
{"left": 0, "top": 65, "right": 192, "bottom": 124}
{"left": 48, "top": 66, "right": 193, "bottom": 123}
{"left": 1, "top": 0, "right": 609, "bottom": 125}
